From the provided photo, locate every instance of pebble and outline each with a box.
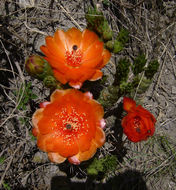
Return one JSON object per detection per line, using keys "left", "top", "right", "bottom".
{"left": 171, "top": 86, "right": 176, "bottom": 94}
{"left": 32, "top": 152, "right": 48, "bottom": 163}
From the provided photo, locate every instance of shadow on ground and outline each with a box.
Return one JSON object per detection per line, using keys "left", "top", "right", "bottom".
{"left": 51, "top": 169, "right": 148, "bottom": 190}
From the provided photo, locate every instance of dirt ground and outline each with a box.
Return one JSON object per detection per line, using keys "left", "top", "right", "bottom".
{"left": 0, "top": 0, "right": 176, "bottom": 190}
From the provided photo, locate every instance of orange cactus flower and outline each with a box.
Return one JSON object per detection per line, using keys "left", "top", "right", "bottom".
{"left": 40, "top": 27, "right": 111, "bottom": 89}
{"left": 121, "top": 97, "right": 156, "bottom": 142}
{"left": 32, "top": 89, "right": 106, "bottom": 164}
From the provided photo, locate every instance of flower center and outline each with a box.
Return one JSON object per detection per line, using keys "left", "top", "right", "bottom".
{"left": 55, "top": 106, "right": 90, "bottom": 137}
{"left": 65, "top": 45, "right": 82, "bottom": 67}
{"left": 72, "top": 45, "right": 78, "bottom": 51}
{"left": 133, "top": 116, "right": 141, "bottom": 133}
{"left": 147, "top": 130, "right": 151, "bottom": 134}
{"left": 66, "top": 123, "right": 72, "bottom": 130}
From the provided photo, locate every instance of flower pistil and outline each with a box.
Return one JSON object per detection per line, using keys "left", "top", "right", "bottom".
{"left": 65, "top": 45, "right": 82, "bottom": 67}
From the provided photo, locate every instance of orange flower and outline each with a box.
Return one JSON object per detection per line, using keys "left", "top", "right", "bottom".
{"left": 40, "top": 28, "right": 111, "bottom": 89}
{"left": 32, "top": 89, "right": 106, "bottom": 164}
{"left": 121, "top": 97, "right": 156, "bottom": 142}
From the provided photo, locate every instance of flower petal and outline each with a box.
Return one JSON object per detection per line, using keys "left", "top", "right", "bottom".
{"left": 80, "top": 29, "right": 99, "bottom": 52}
{"left": 53, "top": 69, "right": 68, "bottom": 84}
{"left": 68, "top": 155, "right": 81, "bottom": 165}
{"left": 40, "top": 102, "right": 50, "bottom": 108}
{"left": 45, "top": 57, "right": 67, "bottom": 72}
{"left": 50, "top": 89, "right": 67, "bottom": 102}
{"left": 78, "top": 140, "right": 97, "bottom": 162}
{"left": 65, "top": 67, "right": 94, "bottom": 84}
{"left": 38, "top": 116, "right": 58, "bottom": 135}
{"left": 140, "top": 115, "right": 155, "bottom": 135}
{"left": 40, "top": 45, "right": 50, "bottom": 56}
{"left": 48, "top": 152, "right": 66, "bottom": 164}
{"left": 45, "top": 36, "right": 66, "bottom": 61}
{"left": 99, "top": 119, "right": 106, "bottom": 129}
{"left": 136, "top": 105, "right": 156, "bottom": 123}
{"left": 65, "top": 28, "right": 82, "bottom": 49}
{"left": 82, "top": 40, "right": 103, "bottom": 62}
{"left": 32, "top": 108, "right": 44, "bottom": 136}
{"left": 99, "top": 49, "right": 111, "bottom": 69}
{"left": 89, "top": 100, "right": 104, "bottom": 121}
{"left": 89, "top": 70, "right": 103, "bottom": 81}
{"left": 77, "top": 132, "right": 92, "bottom": 152}
{"left": 54, "top": 29, "right": 67, "bottom": 53}
{"left": 94, "top": 127, "right": 105, "bottom": 147}
{"left": 37, "top": 133, "right": 79, "bottom": 157}
{"left": 123, "top": 97, "right": 136, "bottom": 112}
{"left": 69, "top": 81, "right": 82, "bottom": 89}
{"left": 84, "top": 92, "right": 93, "bottom": 99}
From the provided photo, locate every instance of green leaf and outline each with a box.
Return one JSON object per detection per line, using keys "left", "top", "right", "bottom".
{"left": 0, "top": 157, "right": 5, "bottom": 164}
{"left": 29, "top": 131, "right": 36, "bottom": 141}
{"left": 2, "top": 182, "right": 11, "bottom": 190}
{"left": 30, "top": 93, "right": 38, "bottom": 99}
{"left": 15, "top": 82, "right": 37, "bottom": 111}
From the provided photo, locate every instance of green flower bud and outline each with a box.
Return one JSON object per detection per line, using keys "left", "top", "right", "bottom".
{"left": 105, "top": 40, "right": 114, "bottom": 51}
{"left": 113, "top": 40, "right": 123, "bottom": 53}
{"left": 25, "top": 55, "right": 44, "bottom": 76}
{"left": 43, "top": 75, "right": 58, "bottom": 89}
{"left": 25, "top": 55, "right": 53, "bottom": 80}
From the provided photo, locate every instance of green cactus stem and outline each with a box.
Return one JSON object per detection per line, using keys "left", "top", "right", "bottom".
{"left": 132, "top": 54, "right": 147, "bottom": 75}
{"left": 145, "top": 60, "right": 159, "bottom": 79}
{"left": 113, "top": 28, "right": 129, "bottom": 53}
{"left": 43, "top": 75, "right": 62, "bottom": 89}
{"left": 116, "top": 28, "right": 129, "bottom": 45}
{"left": 98, "top": 85, "right": 119, "bottom": 109}
{"left": 87, "top": 155, "right": 117, "bottom": 176}
{"left": 115, "top": 58, "right": 131, "bottom": 85}
{"left": 105, "top": 40, "right": 114, "bottom": 51}
{"left": 113, "top": 41, "right": 124, "bottom": 54}
{"left": 85, "top": 7, "right": 113, "bottom": 41}
{"left": 119, "top": 82, "right": 133, "bottom": 94}
{"left": 102, "top": 21, "right": 113, "bottom": 41}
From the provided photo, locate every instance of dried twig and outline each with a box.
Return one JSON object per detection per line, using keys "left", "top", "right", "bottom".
{"left": 0, "top": 142, "right": 24, "bottom": 189}
{"left": 56, "top": 1, "right": 82, "bottom": 30}
{"left": 24, "top": 21, "right": 48, "bottom": 36}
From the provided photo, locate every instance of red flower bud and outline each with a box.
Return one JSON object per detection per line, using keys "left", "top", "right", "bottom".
{"left": 25, "top": 55, "right": 45, "bottom": 76}
{"left": 25, "top": 55, "right": 53, "bottom": 80}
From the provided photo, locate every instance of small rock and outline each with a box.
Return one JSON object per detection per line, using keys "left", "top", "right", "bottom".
{"left": 171, "top": 86, "right": 176, "bottom": 94}
{"left": 166, "top": 103, "right": 176, "bottom": 118}
{"left": 18, "top": 0, "right": 35, "bottom": 8}
{"left": 32, "top": 151, "right": 48, "bottom": 163}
